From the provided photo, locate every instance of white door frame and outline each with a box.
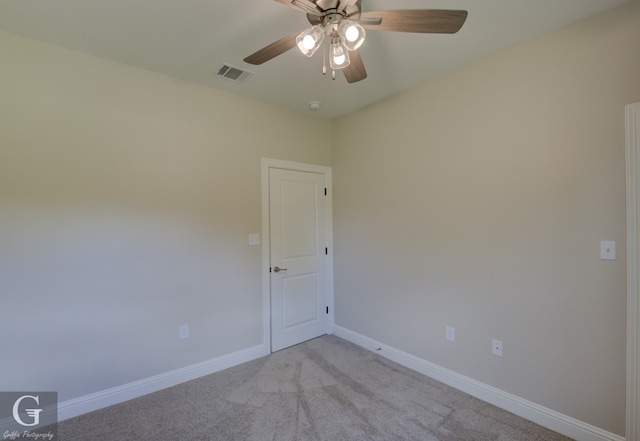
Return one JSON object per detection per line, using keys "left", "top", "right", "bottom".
{"left": 261, "top": 158, "right": 334, "bottom": 352}
{"left": 626, "top": 102, "right": 640, "bottom": 441}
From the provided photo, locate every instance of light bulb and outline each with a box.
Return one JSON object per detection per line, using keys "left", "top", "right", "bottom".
{"left": 302, "top": 35, "right": 316, "bottom": 50}
{"left": 338, "top": 19, "right": 366, "bottom": 51}
{"left": 345, "top": 25, "right": 359, "bottom": 42}
{"left": 296, "top": 25, "right": 325, "bottom": 57}
{"left": 330, "top": 39, "right": 350, "bottom": 70}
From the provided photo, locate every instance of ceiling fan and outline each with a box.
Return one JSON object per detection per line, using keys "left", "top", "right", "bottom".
{"left": 243, "top": 0, "right": 468, "bottom": 83}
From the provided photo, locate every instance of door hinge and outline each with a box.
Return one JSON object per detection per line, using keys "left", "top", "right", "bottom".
{"left": 326, "top": 306, "right": 329, "bottom": 314}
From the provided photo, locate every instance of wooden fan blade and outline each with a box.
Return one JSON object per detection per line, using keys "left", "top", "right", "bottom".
{"left": 292, "top": 0, "right": 324, "bottom": 15}
{"left": 272, "top": 0, "right": 307, "bottom": 13}
{"left": 337, "top": 0, "right": 356, "bottom": 13}
{"left": 244, "top": 32, "right": 299, "bottom": 65}
{"left": 316, "top": 0, "right": 338, "bottom": 10}
{"left": 360, "top": 9, "right": 468, "bottom": 34}
{"left": 342, "top": 50, "right": 367, "bottom": 83}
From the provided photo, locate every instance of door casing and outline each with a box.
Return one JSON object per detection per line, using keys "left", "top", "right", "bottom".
{"left": 261, "top": 158, "right": 334, "bottom": 352}
{"left": 626, "top": 102, "right": 640, "bottom": 441}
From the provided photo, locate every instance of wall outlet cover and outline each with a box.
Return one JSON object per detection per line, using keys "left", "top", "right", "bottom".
{"left": 600, "top": 240, "right": 616, "bottom": 260}
{"left": 492, "top": 339, "right": 503, "bottom": 357}
{"left": 445, "top": 326, "right": 455, "bottom": 342}
{"left": 179, "top": 324, "right": 189, "bottom": 339}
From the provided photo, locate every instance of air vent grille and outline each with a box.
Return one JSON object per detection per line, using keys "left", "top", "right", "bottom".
{"left": 215, "top": 64, "right": 254, "bottom": 83}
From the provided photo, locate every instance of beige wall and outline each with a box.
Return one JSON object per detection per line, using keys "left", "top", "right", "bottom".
{"left": 332, "top": 1, "right": 640, "bottom": 436}
{"left": 2, "top": 1, "right": 639, "bottom": 436}
{"left": 0, "top": 30, "right": 331, "bottom": 401}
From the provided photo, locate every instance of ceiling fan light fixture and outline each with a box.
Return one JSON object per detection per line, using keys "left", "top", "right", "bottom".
{"left": 244, "top": 2, "right": 468, "bottom": 84}
{"left": 338, "top": 19, "right": 366, "bottom": 51}
{"left": 296, "top": 25, "right": 325, "bottom": 57}
{"left": 330, "top": 39, "right": 350, "bottom": 70}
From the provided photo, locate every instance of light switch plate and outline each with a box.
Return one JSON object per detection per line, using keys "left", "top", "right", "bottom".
{"left": 600, "top": 241, "right": 616, "bottom": 260}
{"left": 249, "top": 234, "right": 260, "bottom": 246}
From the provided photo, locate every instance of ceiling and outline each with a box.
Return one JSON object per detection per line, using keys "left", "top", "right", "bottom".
{"left": 0, "top": 0, "right": 631, "bottom": 118}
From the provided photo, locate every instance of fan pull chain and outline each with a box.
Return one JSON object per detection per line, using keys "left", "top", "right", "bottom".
{"left": 322, "top": 42, "right": 327, "bottom": 75}
{"left": 330, "top": 33, "right": 336, "bottom": 80}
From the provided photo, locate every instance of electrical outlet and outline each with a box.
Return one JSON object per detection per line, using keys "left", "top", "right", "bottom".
{"left": 445, "top": 326, "right": 455, "bottom": 342}
{"left": 492, "top": 339, "right": 503, "bottom": 357}
{"left": 179, "top": 324, "right": 189, "bottom": 340}
{"left": 600, "top": 240, "right": 616, "bottom": 260}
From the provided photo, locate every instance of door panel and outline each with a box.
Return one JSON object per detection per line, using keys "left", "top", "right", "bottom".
{"left": 280, "top": 180, "right": 319, "bottom": 259}
{"left": 270, "top": 168, "right": 328, "bottom": 351}
{"left": 282, "top": 273, "right": 319, "bottom": 328}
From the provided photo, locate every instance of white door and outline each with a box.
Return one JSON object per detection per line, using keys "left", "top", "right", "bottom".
{"left": 269, "top": 167, "right": 329, "bottom": 351}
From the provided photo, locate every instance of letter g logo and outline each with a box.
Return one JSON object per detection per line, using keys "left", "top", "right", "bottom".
{"left": 12, "top": 395, "right": 42, "bottom": 427}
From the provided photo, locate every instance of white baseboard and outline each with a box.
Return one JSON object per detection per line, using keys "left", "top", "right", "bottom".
{"left": 58, "top": 343, "right": 269, "bottom": 421}
{"left": 333, "top": 325, "right": 625, "bottom": 441}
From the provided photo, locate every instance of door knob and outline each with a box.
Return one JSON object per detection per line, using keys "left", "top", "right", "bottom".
{"left": 273, "top": 266, "right": 288, "bottom": 273}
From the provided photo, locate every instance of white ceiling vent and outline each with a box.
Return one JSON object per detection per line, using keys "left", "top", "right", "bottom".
{"left": 215, "top": 64, "right": 254, "bottom": 83}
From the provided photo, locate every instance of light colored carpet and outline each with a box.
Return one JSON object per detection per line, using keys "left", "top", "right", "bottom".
{"left": 59, "top": 335, "right": 573, "bottom": 440}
